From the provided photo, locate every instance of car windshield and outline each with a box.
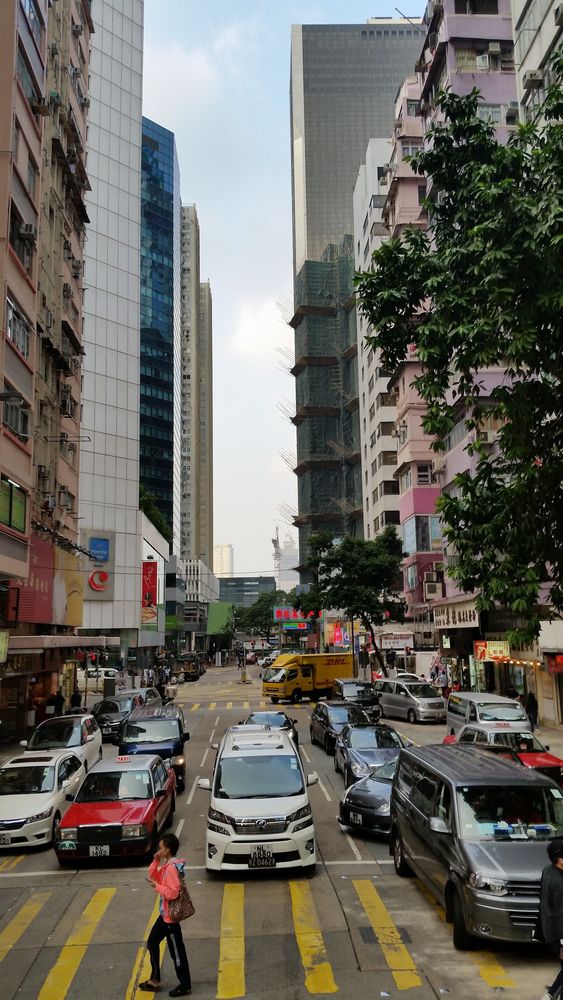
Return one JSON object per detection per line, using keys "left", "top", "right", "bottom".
{"left": 491, "top": 731, "right": 545, "bottom": 752}
{"left": 456, "top": 784, "right": 563, "bottom": 840}
{"left": 0, "top": 766, "right": 55, "bottom": 794}
{"left": 28, "top": 721, "right": 80, "bottom": 749}
{"left": 261, "top": 668, "right": 277, "bottom": 682}
{"left": 122, "top": 720, "right": 179, "bottom": 742}
{"left": 369, "top": 760, "right": 397, "bottom": 782}
{"left": 267, "top": 668, "right": 286, "bottom": 683}
{"left": 247, "top": 713, "right": 287, "bottom": 728}
{"left": 349, "top": 727, "right": 402, "bottom": 749}
{"left": 343, "top": 684, "right": 372, "bottom": 698}
{"left": 95, "top": 699, "right": 131, "bottom": 715}
{"left": 328, "top": 706, "right": 362, "bottom": 724}
{"left": 403, "top": 684, "right": 439, "bottom": 698}
{"left": 76, "top": 769, "right": 152, "bottom": 802}
{"left": 477, "top": 702, "right": 526, "bottom": 721}
{"left": 215, "top": 754, "right": 304, "bottom": 799}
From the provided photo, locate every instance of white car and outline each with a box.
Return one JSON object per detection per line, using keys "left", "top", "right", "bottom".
{"left": 0, "top": 752, "right": 85, "bottom": 848}
{"left": 20, "top": 715, "right": 103, "bottom": 772}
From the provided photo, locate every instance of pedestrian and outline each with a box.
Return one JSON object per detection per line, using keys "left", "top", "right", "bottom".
{"left": 44, "top": 693, "right": 56, "bottom": 717}
{"left": 538, "top": 839, "right": 563, "bottom": 1000}
{"left": 526, "top": 689, "right": 539, "bottom": 732}
{"left": 70, "top": 687, "right": 82, "bottom": 709}
{"left": 53, "top": 689, "right": 65, "bottom": 716}
{"left": 140, "top": 833, "right": 192, "bottom": 996}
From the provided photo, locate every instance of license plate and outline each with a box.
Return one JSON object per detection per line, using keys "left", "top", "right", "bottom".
{"left": 0, "top": 834, "right": 11, "bottom": 845}
{"left": 248, "top": 846, "right": 276, "bottom": 868}
{"left": 58, "top": 840, "right": 76, "bottom": 851}
{"left": 89, "top": 844, "right": 110, "bottom": 857}
{"left": 102, "top": 727, "right": 111, "bottom": 734}
{"left": 349, "top": 812, "right": 363, "bottom": 825}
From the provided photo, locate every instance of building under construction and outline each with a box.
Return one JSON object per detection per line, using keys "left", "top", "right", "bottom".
{"left": 290, "top": 237, "right": 362, "bottom": 575}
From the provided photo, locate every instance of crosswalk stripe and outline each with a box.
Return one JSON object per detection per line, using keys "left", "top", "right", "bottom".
{"left": 37, "top": 887, "right": 116, "bottom": 1000}
{"left": 217, "top": 883, "right": 245, "bottom": 1000}
{"left": 0, "top": 891, "right": 51, "bottom": 964}
{"left": 353, "top": 880, "right": 421, "bottom": 990}
{"left": 226, "top": 701, "right": 233, "bottom": 709}
{"left": 125, "top": 897, "right": 164, "bottom": 1000}
{"left": 0, "top": 854, "right": 26, "bottom": 872}
{"left": 242, "top": 701, "right": 250, "bottom": 709}
{"left": 289, "top": 881, "right": 338, "bottom": 994}
{"left": 209, "top": 702, "right": 217, "bottom": 710}
{"left": 190, "top": 703, "right": 200, "bottom": 711}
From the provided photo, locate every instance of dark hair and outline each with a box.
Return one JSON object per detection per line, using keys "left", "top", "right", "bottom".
{"left": 160, "top": 833, "right": 179, "bottom": 856}
{"left": 547, "top": 839, "right": 563, "bottom": 863}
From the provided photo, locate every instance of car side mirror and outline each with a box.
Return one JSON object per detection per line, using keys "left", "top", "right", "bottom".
{"left": 292, "top": 719, "right": 298, "bottom": 725}
{"left": 429, "top": 817, "right": 450, "bottom": 834}
{"left": 545, "top": 745, "right": 551, "bottom": 751}
{"left": 183, "top": 732, "right": 190, "bottom": 742}
{"left": 19, "top": 740, "right": 28, "bottom": 748}
{"left": 403, "top": 738, "right": 415, "bottom": 747}
{"left": 86, "top": 734, "right": 95, "bottom": 743}
{"left": 307, "top": 771, "right": 319, "bottom": 786}
{"left": 198, "top": 778, "right": 211, "bottom": 791}
{"left": 156, "top": 788, "right": 167, "bottom": 798}
{"left": 65, "top": 792, "right": 75, "bottom": 802}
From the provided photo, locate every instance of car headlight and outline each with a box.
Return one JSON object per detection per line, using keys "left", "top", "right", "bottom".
{"left": 287, "top": 804, "right": 312, "bottom": 824}
{"left": 170, "top": 756, "right": 185, "bottom": 766}
{"left": 27, "top": 806, "right": 54, "bottom": 823}
{"left": 374, "top": 801, "right": 390, "bottom": 815}
{"left": 351, "top": 762, "right": 370, "bottom": 777}
{"left": 469, "top": 873, "right": 508, "bottom": 896}
{"left": 122, "top": 824, "right": 147, "bottom": 838}
{"left": 209, "top": 808, "right": 234, "bottom": 827}
{"left": 207, "top": 822, "right": 230, "bottom": 836}
{"left": 56, "top": 827, "right": 77, "bottom": 840}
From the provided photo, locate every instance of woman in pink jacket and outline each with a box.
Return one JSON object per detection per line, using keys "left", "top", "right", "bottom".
{"left": 139, "top": 833, "right": 191, "bottom": 996}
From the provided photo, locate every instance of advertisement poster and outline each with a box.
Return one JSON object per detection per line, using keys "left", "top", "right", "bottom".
{"left": 52, "top": 550, "right": 83, "bottom": 626}
{"left": 141, "top": 561, "right": 158, "bottom": 630}
{"left": 84, "top": 531, "right": 115, "bottom": 602}
{"left": 473, "top": 640, "right": 510, "bottom": 661}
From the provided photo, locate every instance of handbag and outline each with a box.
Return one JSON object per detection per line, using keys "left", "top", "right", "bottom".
{"left": 167, "top": 870, "right": 195, "bottom": 922}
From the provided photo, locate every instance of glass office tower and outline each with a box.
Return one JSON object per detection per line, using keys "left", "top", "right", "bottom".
{"left": 140, "top": 117, "right": 181, "bottom": 548}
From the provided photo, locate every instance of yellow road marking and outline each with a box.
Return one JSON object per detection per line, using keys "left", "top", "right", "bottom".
{"left": 126, "top": 897, "right": 165, "bottom": 1000}
{"left": 190, "top": 703, "right": 200, "bottom": 711}
{"left": 289, "top": 881, "right": 338, "bottom": 994}
{"left": 242, "top": 701, "right": 250, "bottom": 709}
{"left": 38, "top": 887, "right": 116, "bottom": 1000}
{"left": 209, "top": 702, "right": 217, "bottom": 710}
{"left": 259, "top": 700, "right": 266, "bottom": 708}
{"left": 0, "top": 854, "right": 26, "bottom": 872}
{"left": 217, "top": 884, "right": 245, "bottom": 1000}
{"left": 353, "top": 879, "right": 421, "bottom": 991}
{"left": 226, "top": 701, "right": 233, "bottom": 709}
{"left": 415, "top": 880, "right": 514, "bottom": 989}
{"left": 0, "top": 891, "right": 50, "bottom": 963}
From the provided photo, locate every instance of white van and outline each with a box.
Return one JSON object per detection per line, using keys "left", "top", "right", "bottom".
{"left": 446, "top": 691, "right": 529, "bottom": 735}
{"left": 198, "top": 726, "right": 318, "bottom": 872}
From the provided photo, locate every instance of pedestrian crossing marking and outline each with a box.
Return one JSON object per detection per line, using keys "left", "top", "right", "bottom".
{"left": 0, "top": 854, "right": 25, "bottom": 872}
{"left": 217, "top": 883, "right": 245, "bottom": 1000}
{"left": 190, "top": 703, "right": 200, "bottom": 711}
{"left": 242, "top": 701, "right": 250, "bottom": 709}
{"left": 290, "top": 880, "right": 338, "bottom": 994}
{"left": 226, "top": 701, "right": 233, "bottom": 709}
{"left": 353, "top": 879, "right": 421, "bottom": 991}
{"left": 37, "top": 887, "right": 116, "bottom": 1000}
{"left": 126, "top": 897, "right": 165, "bottom": 1000}
{"left": 209, "top": 702, "right": 217, "bottom": 710}
{"left": 0, "top": 891, "right": 50, "bottom": 964}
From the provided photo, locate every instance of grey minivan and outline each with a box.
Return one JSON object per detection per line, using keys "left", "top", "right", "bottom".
{"left": 390, "top": 744, "right": 563, "bottom": 949}
{"left": 374, "top": 678, "right": 446, "bottom": 723}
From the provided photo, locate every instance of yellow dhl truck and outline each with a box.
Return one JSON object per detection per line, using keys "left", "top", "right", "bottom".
{"left": 262, "top": 653, "right": 354, "bottom": 703}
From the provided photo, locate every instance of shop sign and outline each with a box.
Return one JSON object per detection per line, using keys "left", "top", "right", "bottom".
{"left": 272, "top": 607, "right": 323, "bottom": 622}
{"left": 52, "top": 549, "right": 83, "bottom": 627}
{"left": 379, "top": 633, "right": 414, "bottom": 651}
{"left": 83, "top": 530, "right": 115, "bottom": 602}
{"left": 474, "top": 640, "right": 510, "bottom": 661}
{"left": 141, "top": 561, "right": 158, "bottom": 630}
{"left": 8, "top": 536, "right": 54, "bottom": 623}
{"left": 434, "top": 600, "right": 479, "bottom": 629}
{"left": 547, "top": 654, "right": 563, "bottom": 675}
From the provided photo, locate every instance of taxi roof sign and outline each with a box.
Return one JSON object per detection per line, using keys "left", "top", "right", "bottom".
{"left": 116, "top": 755, "right": 131, "bottom": 762}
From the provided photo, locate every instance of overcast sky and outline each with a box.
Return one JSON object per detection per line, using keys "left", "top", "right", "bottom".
{"left": 142, "top": 0, "right": 425, "bottom": 576}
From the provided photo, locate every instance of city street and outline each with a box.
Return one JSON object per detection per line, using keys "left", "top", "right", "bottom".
{"left": 0, "top": 665, "right": 554, "bottom": 999}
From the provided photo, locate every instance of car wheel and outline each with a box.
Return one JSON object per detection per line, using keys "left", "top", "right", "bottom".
{"left": 291, "top": 689, "right": 302, "bottom": 704}
{"left": 392, "top": 833, "right": 412, "bottom": 877}
{"left": 310, "top": 727, "right": 316, "bottom": 746}
{"left": 271, "top": 697, "right": 279, "bottom": 704}
{"left": 51, "top": 812, "right": 61, "bottom": 845}
{"left": 452, "top": 890, "right": 474, "bottom": 950}
{"left": 178, "top": 770, "right": 186, "bottom": 792}
{"left": 407, "top": 709, "right": 417, "bottom": 725}
{"left": 324, "top": 735, "right": 333, "bottom": 756}
{"left": 333, "top": 753, "right": 339, "bottom": 773}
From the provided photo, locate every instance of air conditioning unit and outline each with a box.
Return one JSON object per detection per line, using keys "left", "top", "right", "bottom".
{"left": 80, "top": 96, "right": 91, "bottom": 109}
{"left": 476, "top": 54, "right": 490, "bottom": 70}
{"left": 424, "top": 571, "right": 438, "bottom": 584}
{"left": 19, "top": 224, "right": 38, "bottom": 242}
{"left": 424, "top": 581, "right": 443, "bottom": 600}
{"left": 59, "top": 490, "right": 73, "bottom": 510}
{"left": 72, "top": 261, "right": 82, "bottom": 278}
{"left": 478, "top": 430, "right": 498, "bottom": 445}
{"left": 72, "top": 23, "right": 83, "bottom": 36}
{"left": 63, "top": 283, "right": 72, "bottom": 298}
{"left": 555, "top": 5, "right": 563, "bottom": 27}
{"left": 488, "top": 42, "right": 501, "bottom": 54}
{"left": 31, "top": 97, "right": 50, "bottom": 116}
{"left": 45, "top": 495, "right": 56, "bottom": 511}
{"left": 523, "top": 70, "right": 543, "bottom": 90}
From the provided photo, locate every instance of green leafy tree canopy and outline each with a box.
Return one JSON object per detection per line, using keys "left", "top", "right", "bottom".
{"left": 139, "top": 484, "right": 172, "bottom": 544}
{"left": 238, "top": 589, "right": 292, "bottom": 637}
{"left": 355, "top": 49, "right": 563, "bottom": 642}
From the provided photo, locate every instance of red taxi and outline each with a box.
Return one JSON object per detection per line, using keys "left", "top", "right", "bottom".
{"left": 54, "top": 754, "right": 176, "bottom": 864}
{"left": 443, "top": 724, "right": 563, "bottom": 784}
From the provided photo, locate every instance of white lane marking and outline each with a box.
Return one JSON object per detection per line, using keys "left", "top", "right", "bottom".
{"left": 175, "top": 818, "right": 185, "bottom": 839}
{"left": 200, "top": 748, "right": 210, "bottom": 768}
{"left": 344, "top": 833, "right": 363, "bottom": 862}
{"left": 300, "top": 747, "right": 311, "bottom": 763}
{"left": 209, "top": 729, "right": 215, "bottom": 742}
{"left": 186, "top": 774, "right": 200, "bottom": 805}
{"left": 214, "top": 716, "right": 220, "bottom": 726}
{"left": 324, "top": 859, "right": 380, "bottom": 866}
{"left": 317, "top": 777, "right": 332, "bottom": 802}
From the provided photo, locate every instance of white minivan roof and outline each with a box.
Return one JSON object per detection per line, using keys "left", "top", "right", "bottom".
{"left": 449, "top": 692, "right": 518, "bottom": 704}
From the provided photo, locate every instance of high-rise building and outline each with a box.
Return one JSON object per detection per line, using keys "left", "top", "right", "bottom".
{"left": 219, "top": 576, "right": 276, "bottom": 609}
{"left": 180, "top": 205, "right": 213, "bottom": 565}
{"left": 140, "top": 117, "right": 182, "bottom": 549}
{"left": 279, "top": 534, "right": 299, "bottom": 592}
{"left": 511, "top": 0, "right": 562, "bottom": 118}
{"left": 213, "top": 544, "right": 234, "bottom": 578}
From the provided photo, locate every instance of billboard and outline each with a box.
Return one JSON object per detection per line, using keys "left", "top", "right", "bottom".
{"left": 141, "top": 560, "right": 158, "bottom": 630}
{"left": 52, "top": 549, "right": 83, "bottom": 627}
{"left": 273, "top": 607, "right": 323, "bottom": 623}
{"left": 83, "top": 530, "right": 115, "bottom": 602}
{"left": 473, "top": 640, "right": 510, "bottom": 661}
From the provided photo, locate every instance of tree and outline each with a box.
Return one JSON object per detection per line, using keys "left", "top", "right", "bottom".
{"left": 299, "top": 529, "right": 404, "bottom": 674}
{"left": 238, "top": 590, "right": 291, "bottom": 637}
{"left": 355, "top": 49, "right": 563, "bottom": 643}
{"left": 139, "top": 485, "right": 172, "bottom": 544}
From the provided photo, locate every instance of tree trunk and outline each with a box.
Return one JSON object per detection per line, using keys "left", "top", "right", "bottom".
{"left": 366, "top": 621, "right": 388, "bottom": 678}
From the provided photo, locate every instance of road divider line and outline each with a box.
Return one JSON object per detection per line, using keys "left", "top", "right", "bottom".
{"left": 125, "top": 896, "right": 161, "bottom": 1000}
{"left": 353, "top": 879, "right": 421, "bottom": 991}
{"left": 344, "top": 833, "right": 362, "bottom": 862}
{"left": 190, "top": 703, "right": 200, "bottom": 712}
{"left": 0, "top": 891, "right": 51, "bottom": 964}
{"left": 175, "top": 818, "right": 185, "bottom": 839}
{"left": 186, "top": 774, "right": 200, "bottom": 805}
{"left": 38, "top": 887, "right": 116, "bottom": 1000}
{"left": 301, "top": 747, "right": 311, "bottom": 763}
{"left": 317, "top": 777, "right": 332, "bottom": 802}
{"left": 200, "top": 748, "right": 210, "bottom": 768}
{"left": 214, "top": 715, "right": 220, "bottom": 726}
{"left": 217, "top": 883, "right": 245, "bottom": 1000}
{"left": 324, "top": 860, "right": 378, "bottom": 866}
{"left": 209, "top": 729, "right": 216, "bottom": 741}
{"left": 289, "top": 881, "right": 338, "bottom": 994}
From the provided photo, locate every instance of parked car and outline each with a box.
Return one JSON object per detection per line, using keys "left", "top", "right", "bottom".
{"left": 117, "top": 705, "right": 190, "bottom": 789}
{"left": 54, "top": 753, "right": 176, "bottom": 864}
{"left": 339, "top": 758, "right": 397, "bottom": 836}
{"left": 331, "top": 678, "right": 380, "bottom": 707}
{"left": 309, "top": 702, "right": 369, "bottom": 755}
{"left": 238, "top": 710, "right": 299, "bottom": 745}
{"left": 245, "top": 652, "right": 258, "bottom": 665}
{"left": 334, "top": 723, "right": 406, "bottom": 786}
{"left": 92, "top": 690, "right": 147, "bottom": 741}
{"left": 446, "top": 691, "right": 529, "bottom": 735}
{"left": 373, "top": 679, "right": 446, "bottom": 724}
{"left": 390, "top": 744, "right": 563, "bottom": 949}
{"left": 21, "top": 715, "right": 102, "bottom": 772}
{"left": 0, "top": 752, "right": 85, "bottom": 849}
{"left": 444, "top": 724, "right": 563, "bottom": 784}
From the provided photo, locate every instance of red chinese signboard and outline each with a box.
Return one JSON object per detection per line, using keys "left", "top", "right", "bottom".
{"left": 8, "top": 536, "right": 54, "bottom": 623}
{"left": 141, "top": 561, "right": 158, "bottom": 629}
{"left": 547, "top": 654, "right": 563, "bottom": 674}
{"left": 272, "top": 606, "right": 323, "bottom": 623}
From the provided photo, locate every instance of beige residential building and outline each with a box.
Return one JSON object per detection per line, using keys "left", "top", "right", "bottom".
{"left": 512, "top": 0, "right": 562, "bottom": 117}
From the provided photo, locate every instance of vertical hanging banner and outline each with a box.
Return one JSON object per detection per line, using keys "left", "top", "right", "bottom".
{"left": 141, "top": 561, "right": 158, "bottom": 630}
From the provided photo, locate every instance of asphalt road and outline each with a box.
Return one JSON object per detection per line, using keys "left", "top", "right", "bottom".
{"left": 0, "top": 665, "right": 553, "bottom": 999}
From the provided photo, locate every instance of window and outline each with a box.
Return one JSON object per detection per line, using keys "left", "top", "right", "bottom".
{"left": 0, "top": 476, "right": 27, "bottom": 532}
{"left": 400, "top": 469, "right": 412, "bottom": 493}
{"left": 435, "top": 783, "right": 452, "bottom": 825}
{"left": 417, "top": 464, "right": 432, "bottom": 485}
{"left": 369, "top": 404, "right": 375, "bottom": 421}
{"left": 454, "top": 0, "right": 498, "bottom": 11}
{"left": 401, "top": 141, "right": 423, "bottom": 158}
{"left": 16, "top": 47, "right": 39, "bottom": 106}
{"left": 477, "top": 104, "right": 502, "bottom": 124}
{"left": 368, "top": 375, "right": 374, "bottom": 394}
{"left": 22, "top": 0, "right": 43, "bottom": 48}
{"left": 8, "top": 203, "right": 33, "bottom": 274}
{"left": 411, "top": 770, "right": 438, "bottom": 816}
{"left": 382, "top": 510, "right": 400, "bottom": 525}
{"left": 370, "top": 460, "right": 376, "bottom": 476}
{"left": 373, "top": 516, "right": 380, "bottom": 533}
{"left": 372, "top": 489, "right": 378, "bottom": 504}
{"left": 407, "top": 99, "right": 419, "bottom": 116}
{"left": 3, "top": 386, "right": 30, "bottom": 442}
{"left": 418, "top": 185, "right": 427, "bottom": 206}
{"left": 405, "top": 564, "right": 417, "bottom": 589}
{"left": 382, "top": 479, "right": 399, "bottom": 496}
{"left": 6, "top": 297, "right": 31, "bottom": 358}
